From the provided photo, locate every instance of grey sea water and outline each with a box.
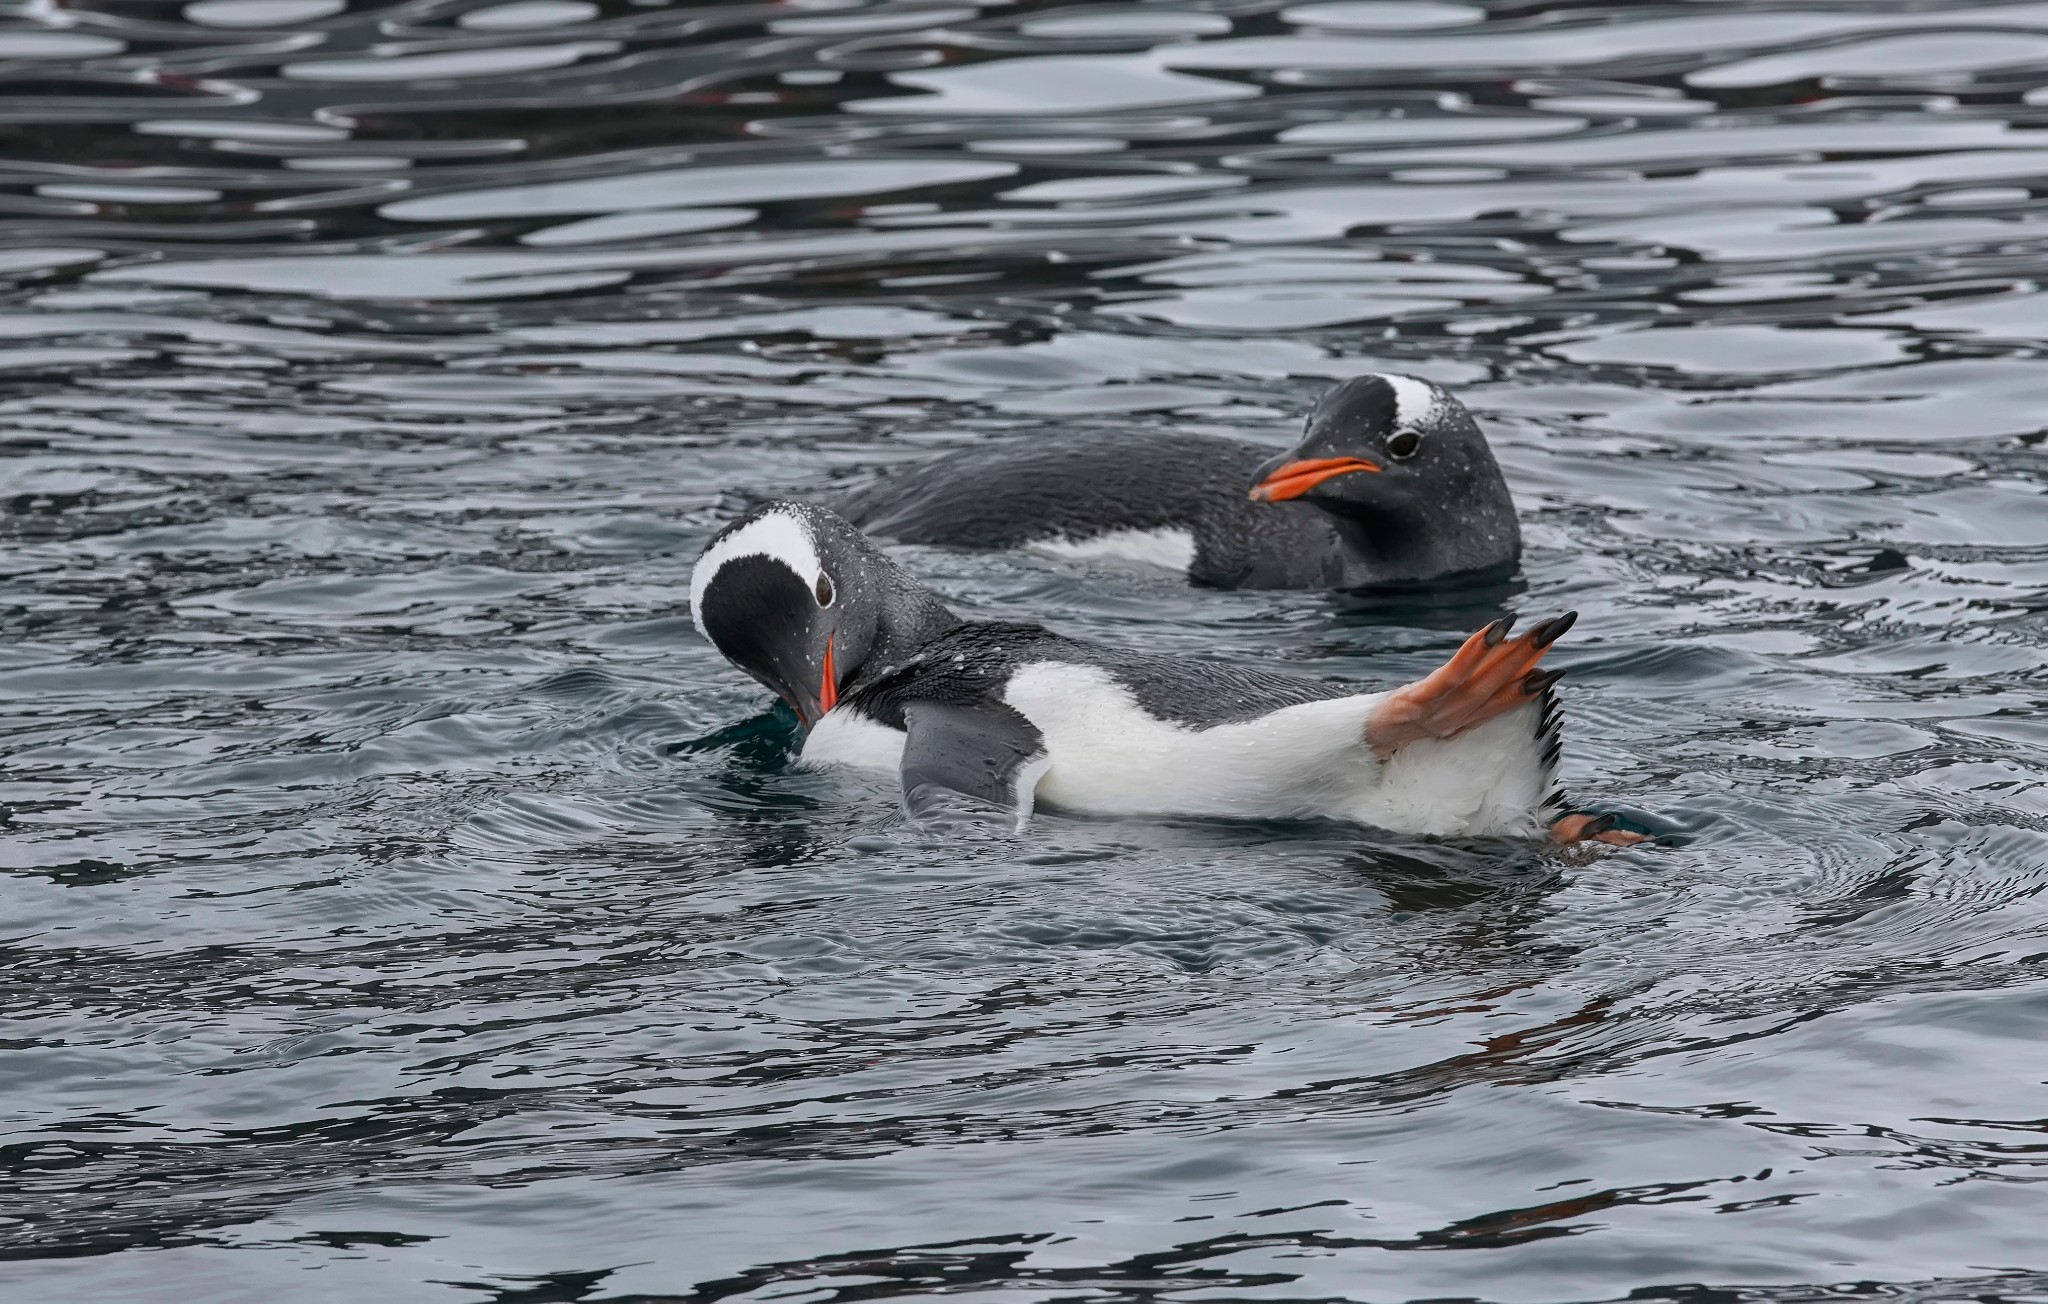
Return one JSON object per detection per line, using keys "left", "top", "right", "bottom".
{"left": 3, "top": 0, "right": 2048, "bottom": 1299}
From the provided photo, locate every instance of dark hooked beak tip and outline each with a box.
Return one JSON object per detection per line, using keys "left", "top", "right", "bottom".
{"left": 787, "top": 635, "right": 839, "bottom": 731}
{"left": 1248, "top": 455, "right": 1383, "bottom": 503}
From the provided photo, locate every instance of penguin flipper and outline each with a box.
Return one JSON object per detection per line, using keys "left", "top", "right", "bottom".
{"left": 898, "top": 700, "right": 1049, "bottom": 833}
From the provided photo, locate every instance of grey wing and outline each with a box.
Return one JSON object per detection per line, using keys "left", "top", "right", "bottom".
{"left": 898, "top": 700, "right": 1049, "bottom": 832}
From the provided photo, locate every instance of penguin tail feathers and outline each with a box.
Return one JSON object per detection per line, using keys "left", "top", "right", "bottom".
{"left": 1535, "top": 682, "right": 1569, "bottom": 824}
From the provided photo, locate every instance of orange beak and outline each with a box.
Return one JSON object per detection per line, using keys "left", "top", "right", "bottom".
{"left": 1249, "top": 456, "right": 1382, "bottom": 503}
{"left": 817, "top": 634, "right": 837, "bottom": 717}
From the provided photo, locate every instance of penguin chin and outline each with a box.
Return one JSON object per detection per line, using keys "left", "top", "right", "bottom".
{"left": 1320, "top": 495, "right": 1448, "bottom": 580}
{"left": 1302, "top": 482, "right": 1404, "bottom": 524}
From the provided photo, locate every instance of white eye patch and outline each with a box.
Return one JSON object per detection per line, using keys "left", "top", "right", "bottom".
{"left": 690, "top": 507, "right": 826, "bottom": 640}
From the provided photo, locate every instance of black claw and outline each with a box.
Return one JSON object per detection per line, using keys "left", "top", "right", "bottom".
{"left": 1482, "top": 614, "right": 1517, "bottom": 647}
{"left": 1529, "top": 610, "right": 1579, "bottom": 649}
{"left": 1523, "top": 667, "right": 1568, "bottom": 695}
{"left": 1587, "top": 813, "right": 1619, "bottom": 835}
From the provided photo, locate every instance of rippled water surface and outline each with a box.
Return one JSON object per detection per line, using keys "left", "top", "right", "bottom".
{"left": 5, "top": 0, "right": 2048, "bottom": 1298}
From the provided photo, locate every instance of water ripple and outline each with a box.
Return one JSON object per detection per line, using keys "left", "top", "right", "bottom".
{"left": 4, "top": 0, "right": 2048, "bottom": 1298}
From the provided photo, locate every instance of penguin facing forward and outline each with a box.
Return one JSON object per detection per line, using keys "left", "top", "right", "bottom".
{"left": 832, "top": 372, "right": 1519, "bottom": 591}
{"left": 691, "top": 500, "right": 1640, "bottom": 845}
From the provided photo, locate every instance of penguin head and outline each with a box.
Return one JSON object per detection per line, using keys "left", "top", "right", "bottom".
{"left": 691, "top": 501, "right": 956, "bottom": 728}
{"left": 1248, "top": 373, "right": 1519, "bottom": 578}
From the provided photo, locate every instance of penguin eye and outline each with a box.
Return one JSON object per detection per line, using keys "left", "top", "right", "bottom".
{"left": 814, "top": 574, "right": 835, "bottom": 607}
{"left": 1386, "top": 430, "right": 1422, "bottom": 461}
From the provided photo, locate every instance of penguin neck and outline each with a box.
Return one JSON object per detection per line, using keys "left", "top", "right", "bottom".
{"left": 1323, "top": 502, "right": 1439, "bottom": 583}
{"left": 860, "top": 583, "right": 964, "bottom": 684}
{"left": 1315, "top": 488, "right": 1520, "bottom": 586}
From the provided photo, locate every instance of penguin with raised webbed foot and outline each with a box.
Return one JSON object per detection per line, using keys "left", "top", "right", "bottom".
{"left": 692, "top": 501, "right": 1646, "bottom": 847}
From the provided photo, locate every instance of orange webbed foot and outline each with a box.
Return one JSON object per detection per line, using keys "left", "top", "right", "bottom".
{"left": 1549, "top": 811, "right": 1653, "bottom": 847}
{"left": 1365, "top": 611, "right": 1576, "bottom": 758}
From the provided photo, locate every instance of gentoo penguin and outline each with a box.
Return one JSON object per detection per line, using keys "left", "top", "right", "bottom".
{"left": 691, "top": 500, "right": 1640, "bottom": 845}
{"left": 832, "top": 373, "right": 1519, "bottom": 590}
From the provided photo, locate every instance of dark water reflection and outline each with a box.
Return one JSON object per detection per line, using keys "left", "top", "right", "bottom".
{"left": 4, "top": 0, "right": 2048, "bottom": 1298}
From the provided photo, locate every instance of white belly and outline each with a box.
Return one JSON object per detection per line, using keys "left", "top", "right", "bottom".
{"left": 801, "top": 708, "right": 905, "bottom": 772}
{"left": 1004, "top": 662, "right": 1549, "bottom": 838}
{"left": 796, "top": 662, "right": 1552, "bottom": 839}
{"left": 1028, "top": 527, "right": 1197, "bottom": 574}
{"left": 1003, "top": 662, "right": 1378, "bottom": 820}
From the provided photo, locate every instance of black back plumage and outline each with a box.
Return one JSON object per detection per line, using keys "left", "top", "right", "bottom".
{"left": 844, "top": 620, "right": 1358, "bottom": 732}
{"left": 834, "top": 431, "right": 1343, "bottom": 588}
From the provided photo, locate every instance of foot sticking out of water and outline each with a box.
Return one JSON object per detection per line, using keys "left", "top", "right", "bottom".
{"left": 1365, "top": 612, "right": 1575, "bottom": 756}
{"left": 1548, "top": 811, "right": 1656, "bottom": 847}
